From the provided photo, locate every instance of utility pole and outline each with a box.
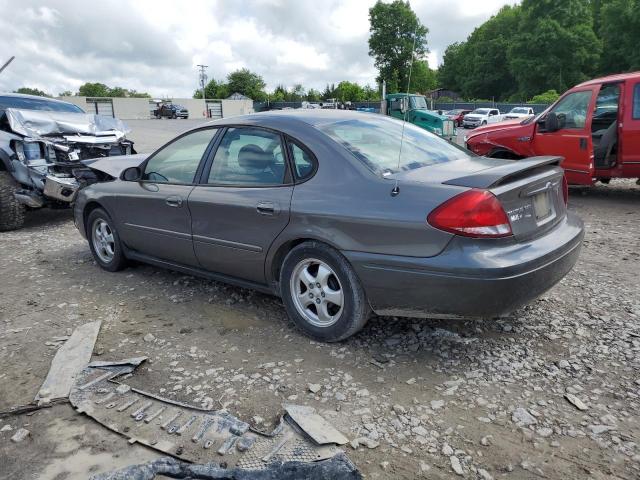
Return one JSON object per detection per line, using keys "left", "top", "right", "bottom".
{"left": 0, "top": 56, "right": 15, "bottom": 75}
{"left": 197, "top": 64, "right": 208, "bottom": 118}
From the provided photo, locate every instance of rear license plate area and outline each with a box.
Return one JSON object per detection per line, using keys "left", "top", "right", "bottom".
{"left": 533, "top": 192, "right": 552, "bottom": 221}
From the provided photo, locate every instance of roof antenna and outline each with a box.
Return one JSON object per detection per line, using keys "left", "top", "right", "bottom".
{"left": 392, "top": 26, "right": 418, "bottom": 198}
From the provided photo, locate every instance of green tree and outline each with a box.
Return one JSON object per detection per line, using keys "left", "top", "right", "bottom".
{"left": 226, "top": 68, "right": 267, "bottom": 101}
{"left": 334, "top": 81, "right": 365, "bottom": 102}
{"left": 306, "top": 88, "right": 321, "bottom": 102}
{"left": 528, "top": 89, "right": 561, "bottom": 104}
{"left": 598, "top": 0, "right": 640, "bottom": 74}
{"left": 322, "top": 84, "right": 336, "bottom": 99}
{"left": 107, "top": 86, "right": 128, "bottom": 97}
{"left": 14, "top": 87, "right": 49, "bottom": 97}
{"left": 78, "top": 82, "right": 110, "bottom": 97}
{"left": 508, "top": 0, "right": 601, "bottom": 98}
{"left": 194, "top": 78, "right": 229, "bottom": 99}
{"left": 127, "top": 90, "right": 151, "bottom": 98}
{"left": 408, "top": 60, "right": 437, "bottom": 94}
{"left": 58, "top": 90, "right": 74, "bottom": 97}
{"left": 368, "top": 0, "right": 428, "bottom": 93}
{"left": 362, "top": 85, "right": 380, "bottom": 101}
{"left": 437, "top": 42, "right": 466, "bottom": 94}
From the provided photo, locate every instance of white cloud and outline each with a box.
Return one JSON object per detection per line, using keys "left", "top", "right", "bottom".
{"left": 0, "top": 0, "right": 518, "bottom": 97}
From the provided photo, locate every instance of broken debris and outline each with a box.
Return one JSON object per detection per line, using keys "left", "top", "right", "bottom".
{"left": 90, "top": 453, "right": 361, "bottom": 480}
{"left": 69, "top": 359, "right": 352, "bottom": 471}
{"left": 36, "top": 321, "right": 102, "bottom": 402}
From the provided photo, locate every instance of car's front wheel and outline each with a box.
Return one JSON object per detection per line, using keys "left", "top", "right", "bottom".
{"left": 280, "top": 241, "right": 370, "bottom": 342}
{"left": 87, "top": 208, "right": 127, "bottom": 272}
{"left": 0, "top": 171, "right": 25, "bottom": 231}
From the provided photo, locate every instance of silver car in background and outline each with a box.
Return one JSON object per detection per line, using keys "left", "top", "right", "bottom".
{"left": 74, "top": 111, "right": 584, "bottom": 342}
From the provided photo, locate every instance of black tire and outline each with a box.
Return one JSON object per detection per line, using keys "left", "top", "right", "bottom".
{"left": 481, "top": 120, "right": 487, "bottom": 126}
{"left": 86, "top": 208, "right": 127, "bottom": 272}
{"left": 280, "top": 241, "right": 371, "bottom": 342}
{"left": 0, "top": 171, "right": 25, "bottom": 231}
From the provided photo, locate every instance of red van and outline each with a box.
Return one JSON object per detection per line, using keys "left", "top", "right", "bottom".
{"left": 464, "top": 72, "right": 640, "bottom": 185}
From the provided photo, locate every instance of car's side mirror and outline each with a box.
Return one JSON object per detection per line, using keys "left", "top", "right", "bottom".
{"left": 545, "top": 112, "right": 560, "bottom": 132}
{"left": 121, "top": 166, "right": 142, "bottom": 181}
{"left": 400, "top": 97, "right": 409, "bottom": 114}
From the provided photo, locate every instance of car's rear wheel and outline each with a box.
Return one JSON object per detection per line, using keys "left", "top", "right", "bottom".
{"left": 0, "top": 171, "right": 25, "bottom": 231}
{"left": 280, "top": 241, "right": 370, "bottom": 342}
{"left": 87, "top": 208, "right": 127, "bottom": 272}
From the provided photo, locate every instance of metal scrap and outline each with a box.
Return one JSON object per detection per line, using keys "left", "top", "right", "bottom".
{"left": 69, "top": 360, "right": 348, "bottom": 470}
{"left": 36, "top": 321, "right": 102, "bottom": 402}
{"left": 90, "top": 454, "right": 361, "bottom": 480}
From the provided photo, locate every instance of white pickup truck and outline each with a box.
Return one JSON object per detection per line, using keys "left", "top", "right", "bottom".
{"left": 504, "top": 106, "right": 535, "bottom": 120}
{"left": 462, "top": 108, "right": 504, "bottom": 128}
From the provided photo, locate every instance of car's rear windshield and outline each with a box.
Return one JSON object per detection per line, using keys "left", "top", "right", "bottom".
{"left": 471, "top": 108, "right": 490, "bottom": 114}
{"left": 510, "top": 108, "right": 530, "bottom": 114}
{"left": 318, "top": 117, "right": 472, "bottom": 175}
{"left": 0, "top": 96, "right": 84, "bottom": 113}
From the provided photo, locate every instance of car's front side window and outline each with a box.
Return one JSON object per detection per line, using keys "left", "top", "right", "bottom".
{"left": 633, "top": 83, "right": 640, "bottom": 120}
{"left": 207, "top": 127, "right": 286, "bottom": 186}
{"left": 548, "top": 90, "right": 592, "bottom": 130}
{"left": 142, "top": 128, "right": 216, "bottom": 184}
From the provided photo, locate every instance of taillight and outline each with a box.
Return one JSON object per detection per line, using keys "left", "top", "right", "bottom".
{"left": 427, "top": 189, "right": 512, "bottom": 238}
{"left": 562, "top": 175, "right": 568, "bottom": 205}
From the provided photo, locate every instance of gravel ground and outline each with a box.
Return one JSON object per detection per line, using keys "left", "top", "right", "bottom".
{"left": 1, "top": 119, "right": 639, "bottom": 479}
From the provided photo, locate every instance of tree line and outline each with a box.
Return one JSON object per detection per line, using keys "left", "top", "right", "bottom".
{"left": 13, "top": 83, "right": 151, "bottom": 98}
{"left": 193, "top": 68, "right": 383, "bottom": 103}
{"left": 438, "top": 0, "right": 640, "bottom": 102}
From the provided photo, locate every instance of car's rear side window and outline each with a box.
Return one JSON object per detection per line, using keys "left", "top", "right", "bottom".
{"left": 287, "top": 139, "right": 316, "bottom": 181}
{"left": 319, "top": 117, "right": 471, "bottom": 174}
{"left": 142, "top": 129, "right": 216, "bottom": 184}
{"left": 633, "top": 83, "right": 640, "bottom": 120}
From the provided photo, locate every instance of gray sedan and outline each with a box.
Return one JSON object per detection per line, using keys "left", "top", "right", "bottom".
{"left": 74, "top": 111, "right": 584, "bottom": 342}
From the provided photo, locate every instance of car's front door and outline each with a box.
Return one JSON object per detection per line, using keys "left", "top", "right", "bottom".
{"left": 115, "top": 128, "right": 218, "bottom": 266}
{"left": 533, "top": 89, "right": 596, "bottom": 185}
{"left": 188, "top": 126, "right": 293, "bottom": 285}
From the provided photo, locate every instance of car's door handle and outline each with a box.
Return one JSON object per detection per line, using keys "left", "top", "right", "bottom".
{"left": 256, "top": 201, "right": 278, "bottom": 216}
{"left": 165, "top": 195, "right": 183, "bottom": 208}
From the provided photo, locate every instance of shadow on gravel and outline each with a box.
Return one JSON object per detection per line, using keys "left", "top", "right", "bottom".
{"left": 22, "top": 208, "right": 73, "bottom": 230}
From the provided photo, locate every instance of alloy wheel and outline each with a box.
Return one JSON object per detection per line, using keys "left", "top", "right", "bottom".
{"left": 290, "top": 258, "right": 344, "bottom": 327}
{"left": 92, "top": 218, "right": 115, "bottom": 264}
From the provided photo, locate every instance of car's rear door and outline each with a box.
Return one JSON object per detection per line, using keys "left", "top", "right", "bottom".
{"left": 114, "top": 127, "right": 219, "bottom": 266}
{"left": 532, "top": 88, "right": 596, "bottom": 185}
{"left": 188, "top": 126, "right": 293, "bottom": 285}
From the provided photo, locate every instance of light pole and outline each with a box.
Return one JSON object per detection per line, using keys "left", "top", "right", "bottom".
{"left": 197, "top": 64, "right": 208, "bottom": 117}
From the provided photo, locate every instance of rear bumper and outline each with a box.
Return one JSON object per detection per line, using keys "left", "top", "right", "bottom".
{"left": 344, "top": 212, "right": 584, "bottom": 318}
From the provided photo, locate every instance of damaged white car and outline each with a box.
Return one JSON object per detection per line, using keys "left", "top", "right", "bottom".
{"left": 0, "top": 93, "right": 135, "bottom": 231}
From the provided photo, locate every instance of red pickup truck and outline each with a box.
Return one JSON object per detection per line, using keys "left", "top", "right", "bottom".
{"left": 465, "top": 72, "right": 640, "bottom": 185}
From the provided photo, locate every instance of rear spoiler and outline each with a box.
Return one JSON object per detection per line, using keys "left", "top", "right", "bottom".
{"left": 444, "top": 156, "right": 563, "bottom": 189}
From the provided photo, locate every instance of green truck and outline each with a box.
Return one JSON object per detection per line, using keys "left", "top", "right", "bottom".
{"left": 384, "top": 93, "right": 455, "bottom": 141}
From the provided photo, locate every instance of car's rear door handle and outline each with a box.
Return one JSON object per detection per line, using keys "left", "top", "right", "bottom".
{"left": 165, "top": 195, "right": 183, "bottom": 208}
{"left": 256, "top": 201, "right": 278, "bottom": 216}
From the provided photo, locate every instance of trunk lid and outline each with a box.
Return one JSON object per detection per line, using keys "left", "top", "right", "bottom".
{"left": 393, "top": 155, "right": 567, "bottom": 240}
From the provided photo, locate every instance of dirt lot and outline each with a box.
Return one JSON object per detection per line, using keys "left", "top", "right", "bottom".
{"left": 1, "top": 119, "right": 639, "bottom": 479}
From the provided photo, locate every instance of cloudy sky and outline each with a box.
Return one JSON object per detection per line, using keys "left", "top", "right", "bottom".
{"left": 0, "top": 0, "right": 517, "bottom": 98}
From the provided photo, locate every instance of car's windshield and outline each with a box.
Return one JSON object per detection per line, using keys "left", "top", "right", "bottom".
{"left": 174, "top": 105, "right": 184, "bottom": 109}
{"left": 0, "top": 96, "right": 84, "bottom": 113}
{"left": 410, "top": 96, "right": 428, "bottom": 109}
{"left": 510, "top": 108, "right": 530, "bottom": 114}
{"left": 471, "top": 108, "right": 490, "bottom": 114}
{"left": 319, "top": 117, "right": 472, "bottom": 175}
{"left": 445, "top": 109, "right": 462, "bottom": 115}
